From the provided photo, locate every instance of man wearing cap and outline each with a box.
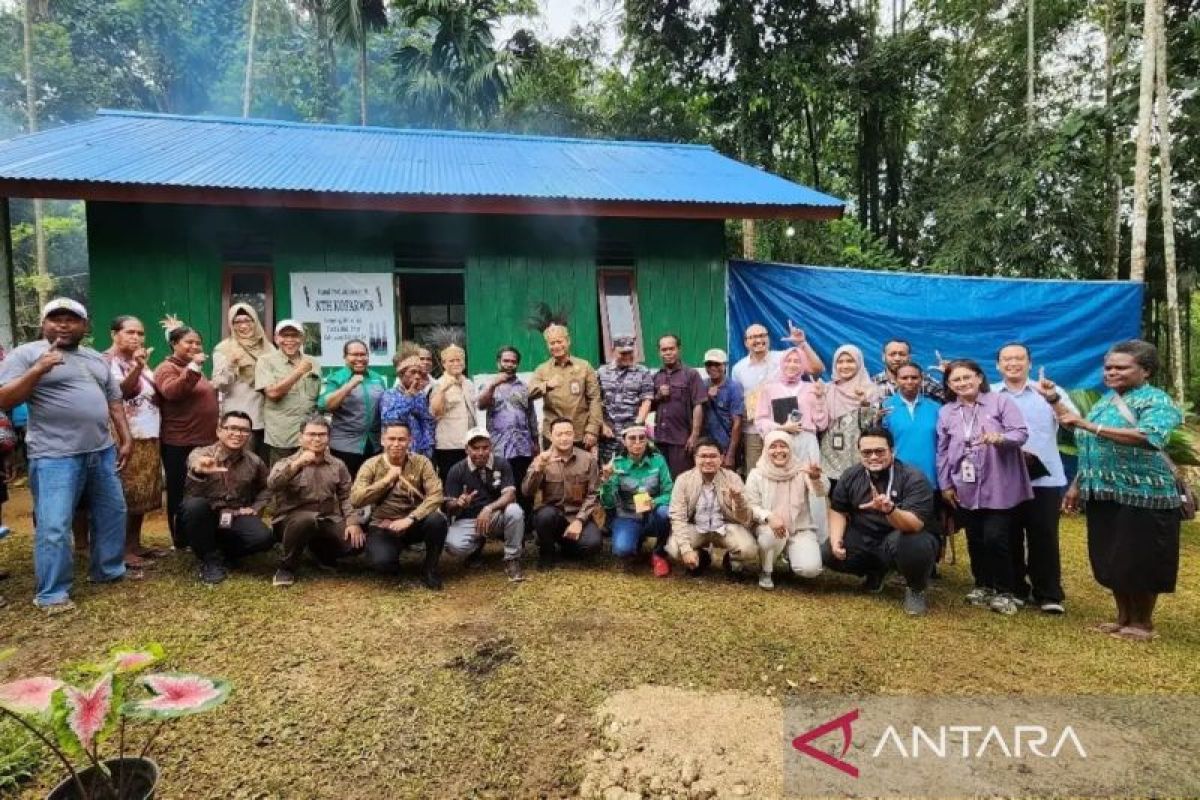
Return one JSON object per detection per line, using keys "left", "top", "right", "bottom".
{"left": 651, "top": 334, "right": 708, "bottom": 478}
{"left": 596, "top": 336, "right": 654, "bottom": 464}
{"left": 351, "top": 420, "right": 449, "bottom": 590}
{"left": 701, "top": 349, "right": 744, "bottom": 471}
{"left": 0, "top": 298, "right": 134, "bottom": 613}
{"left": 442, "top": 427, "right": 526, "bottom": 582}
{"left": 255, "top": 319, "right": 321, "bottom": 464}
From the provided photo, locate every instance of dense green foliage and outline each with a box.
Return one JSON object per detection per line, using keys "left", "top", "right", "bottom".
{"left": 0, "top": 0, "right": 1196, "bottom": 376}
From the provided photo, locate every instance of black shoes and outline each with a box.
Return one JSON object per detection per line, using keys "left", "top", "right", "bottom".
{"left": 199, "top": 559, "right": 228, "bottom": 585}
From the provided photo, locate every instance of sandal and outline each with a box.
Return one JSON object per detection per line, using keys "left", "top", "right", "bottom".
{"left": 1110, "top": 626, "right": 1157, "bottom": 642}
{"left": 136, "top": 547, "right": 170, "bottom": 560}
{"left": 1089, "top": 622, "right": 1122, "bottom": 634}
{"left": 124, "top": 554, "right": 152, "bottom": 569}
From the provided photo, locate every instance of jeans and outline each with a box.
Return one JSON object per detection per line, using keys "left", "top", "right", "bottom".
{"left": 610, "top": 505, "right": 671, "bottom": 558}
{"left": 29, "top": 446, "right": 127, "bottom": 606}
{"left": 445, "top": 505, "right": 525, "bottom": 561}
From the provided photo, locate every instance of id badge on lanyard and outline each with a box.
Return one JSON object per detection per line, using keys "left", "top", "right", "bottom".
{"left": 960, "top": 459, "right": 977, "bottom": 483}
{"left": 959, "top": 405, "right": 979, "bottom": 483}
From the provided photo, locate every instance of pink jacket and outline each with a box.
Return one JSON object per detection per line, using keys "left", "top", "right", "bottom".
{"left": 754, "top": 379, "right": 829, "bottom": 436}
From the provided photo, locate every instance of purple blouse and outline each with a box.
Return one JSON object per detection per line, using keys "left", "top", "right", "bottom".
{"left": 935, "top": 392, "right": 1032, "bottom": 510}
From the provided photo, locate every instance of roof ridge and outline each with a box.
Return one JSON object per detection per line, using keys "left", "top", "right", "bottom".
{"left": 94, "top": 109, "right": 716, "bottom": 152}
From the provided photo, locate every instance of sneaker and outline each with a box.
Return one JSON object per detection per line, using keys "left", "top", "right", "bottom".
{"left": 272, "top": 568, "right": 296, "bottom": 587}
{"left": 964, "top": 587, "right": 994, "bottom": 606}
{"left": 504, "top": 559, "right": 526, "bottom": 583}
{"left": 1011, "top": 595, "right": 1029, "bottom": 609}
{"left": 37, "top": 599, "right": 77, "bottom": 616}
{"left": 1039, "top": 601, "right": 1065, "bottom": 615}
{"left": 989, "top": 593, "right": 1020, "bottom": 616}
{"left": 0, "top": 525, "right": 10, "bottom": 541}
{"left": 758, "top": 572, "right": 775, "bottom": 590}
{"left": 862, "top": 570, "right": 887, "bottom": 594}
{"left": 903, "top": 589, "right": 928, "bottom": 616}
{"left": 650, "top": 553, "right": 671, "bottom": 578}
{"left": 199, "top": 560, "right": 228, "bottom": 585}
{"left": 421, "top": 568, "right": 444, "bottom": 591}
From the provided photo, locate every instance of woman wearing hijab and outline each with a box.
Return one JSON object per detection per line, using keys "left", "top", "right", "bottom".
{"left": 819, "top": 344, "right": 882, "bottom": 485}
{"left": 745, "top": 429, "right": 828, "bottom": 589}
{"left": 212, "top": 303, "right": 274, "bottom": 462}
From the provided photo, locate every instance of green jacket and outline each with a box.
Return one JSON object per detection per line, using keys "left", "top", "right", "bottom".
{"left": 600, "top": 450, "right": 673, "bottom": 518}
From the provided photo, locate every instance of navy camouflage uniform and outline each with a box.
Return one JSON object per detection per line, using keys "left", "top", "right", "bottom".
{"left": 597, "top": 362, "right": 654, "bottom": 463}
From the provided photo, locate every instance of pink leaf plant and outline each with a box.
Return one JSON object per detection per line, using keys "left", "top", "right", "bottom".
{"left": 124, "top": 673, "right": 231, "bottom": 720}
{"left": 0, "top": 676, "right": 63, "bottom": 717}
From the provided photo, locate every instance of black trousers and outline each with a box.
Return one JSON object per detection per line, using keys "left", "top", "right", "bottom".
{"left": 821, "top": 526, "right": 939, "bottom": 592}
{"left": 960, "top": 508, "right": 1017, "bottom": 594}
{"left": 531, "top": 506, "right": 602, "bottom": 558}
{"left": 364, "top": 512, "right": 449, "bottom": 574}
{"left": 178, "top": 497, "right": 273, "bottom": 564}
{"left": 434, "top": 448, "right": 464, "bottom": 477}
{"left": 331, "top": 448, "right": 377, "bottom": 481}
{"left": 1011, "top": 487, "right": 1065, "bottom": 603}
{"left": 274, "top": 512, "right": 362, "bottom": 571}
{"left": 160, "top": 442, "right": 198, "bottom": 548}
{"left": 508, "top": 455, "right": 533, "bottom": 524}
{"left": 658, "top": 443, "right": 693, "bottom": 479}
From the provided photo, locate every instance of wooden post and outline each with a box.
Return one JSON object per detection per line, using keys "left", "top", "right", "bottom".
{"left": 0, "top": 198, "right": 18, "bottom": 349}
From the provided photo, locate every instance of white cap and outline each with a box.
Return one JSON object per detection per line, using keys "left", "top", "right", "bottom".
{"left": 465, "top": 427, "right": 491, "bottom": 444}
{"left": 41, "top": 297, "right": 87, "bottom": 321}
{"left": 702, "top": 348, "right": 728, "bottom": 364}
{"left": 274, "top": 319, "right": 303, "bottom": 334}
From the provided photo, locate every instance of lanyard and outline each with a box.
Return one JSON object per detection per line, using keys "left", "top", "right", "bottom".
{"left": 870, "top": 465, "right": 895, "bottom": 499}
{"left": 958, "top": 404, "right": 980, "bottom": 442}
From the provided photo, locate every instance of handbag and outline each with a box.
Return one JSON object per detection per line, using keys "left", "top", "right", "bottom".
{"left": 1110, "top": 394, "right": 1196, "bottom": 520}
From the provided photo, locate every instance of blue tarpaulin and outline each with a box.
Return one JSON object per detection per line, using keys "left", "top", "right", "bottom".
{"left": 727, "top": 261, "right": 1144, "bottom": 390}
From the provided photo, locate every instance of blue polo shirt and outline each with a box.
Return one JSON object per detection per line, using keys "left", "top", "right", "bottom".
{"left": 882, "top": 392, "right": 939, "bottom": 488}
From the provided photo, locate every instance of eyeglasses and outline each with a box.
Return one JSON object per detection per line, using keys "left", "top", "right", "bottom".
{"left": 625, "top": 435, "right": 647, "bottom": 442}
{"left": 222, "top": 426, "right": 252, "bottom": 435}
{"left": 859, "top": 448, "right": 889, "bottom": 457}
{"left": 301, "top": 431, "right": 329, "bottom": 438}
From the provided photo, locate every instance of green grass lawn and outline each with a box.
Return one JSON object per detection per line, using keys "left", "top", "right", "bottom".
{"left": 1, "top": 488, "right": 1197, "bottom": 798}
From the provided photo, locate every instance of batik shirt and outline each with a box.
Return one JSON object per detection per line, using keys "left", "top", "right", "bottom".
{"left": 379, "top": 388, "right": 436, "bottom": 458}
{"left": 486, "top": 378, "right": 538, "bottom": 460}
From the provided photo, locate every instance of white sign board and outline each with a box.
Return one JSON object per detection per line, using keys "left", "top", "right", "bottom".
{"left": 288, "top": 272, "right": 395, "bottom": 368}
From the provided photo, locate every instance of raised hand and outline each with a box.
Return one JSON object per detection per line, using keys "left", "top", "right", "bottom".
{"left": 191, "top": 351, "right": 207, "bottom": 367}
{"left": 134, "top": 346, "right": 153, "bottom": 367}
{"left": 34, "top": 347, "right": 65, "bottom": 374}
{"left": 786, "top": 319, "right": 806, "bottom": 344}
{"left": 802, "top": 462, "right": 822, "bottom": 481}
{"left": 193, "top": 455, "right": 228, "bottom": 475}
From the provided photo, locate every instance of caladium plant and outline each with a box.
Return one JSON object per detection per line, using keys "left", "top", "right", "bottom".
{"left": 0, "top": 645, "right": 230, "bottom": 799}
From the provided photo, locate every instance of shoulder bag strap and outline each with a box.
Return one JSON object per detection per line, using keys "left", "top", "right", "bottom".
{"left": 1110, "top": 392, "right": 1181, "bottom": 476}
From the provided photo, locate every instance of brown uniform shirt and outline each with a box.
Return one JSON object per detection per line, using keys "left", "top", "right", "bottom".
{"left": 521, "top": 447, "right": 599, "bottom": 521}
{"left": 350, "top": 452, "right": 444, "bottom": 523}
{"left": 529, "top": 356, "right": 602, "bottom": 441}
{"left": 184, "top": 444, "right": 270, "bottom": 512}
{"left": 267, "top": 451, "right": 356, "bottom": 526}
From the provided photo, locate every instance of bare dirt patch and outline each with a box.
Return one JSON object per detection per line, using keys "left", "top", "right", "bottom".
{"left": 580, "top": 685, "right": 783, "bottom": 799}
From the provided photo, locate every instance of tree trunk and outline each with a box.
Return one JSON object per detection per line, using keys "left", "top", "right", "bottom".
{"left": 1154, "top": 12, "right": 1183, "bottom": 402}
{"left": 1026, "top": 0, "right": 1035, "bottom": 131}
{"left": 22, "top": 0, "right": 50, "bottom": 308}
{"left": 742, "top": 219, "right": 756, "bottom": 260}
{"left": 242, "top": 0, "right": 260, "bottom": 117}
{"left": 1129, "top": 0, "right": 1159, "bottom": 283}
{"left": 1102, "top": 0, "right": 1120, "bottom": 279}
{"left": 359, "top": 34, "right": 368, "bottom": 125}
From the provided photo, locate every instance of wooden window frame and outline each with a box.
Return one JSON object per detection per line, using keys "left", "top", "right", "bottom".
{"left": 597, "top": 267, "right": 645, "bottom": 363}
{"left": 220, "top": 265, "right": 274, "bottom": 338}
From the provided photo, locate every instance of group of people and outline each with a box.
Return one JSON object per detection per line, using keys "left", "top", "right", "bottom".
{"left": 0, "top": 299, "right": 1186, "bottom": 643}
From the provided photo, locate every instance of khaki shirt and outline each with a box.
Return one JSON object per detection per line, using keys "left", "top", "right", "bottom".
{"left": 350, "top": 452, "right": 444, "bottom": 523}
{"left": 254, "top": 350, "right": 321, "bottom": 448}
{"left": 521, "top": 447, "right": 599, "bottom": 521}
{"left": 267, "top": 451, "right": 356, "bottom": 526}
{"left": 529, "top": 356, "right": 602, "bottom": 441}
{"left": 184, "top": 444, "right": 270, "bottom": 512}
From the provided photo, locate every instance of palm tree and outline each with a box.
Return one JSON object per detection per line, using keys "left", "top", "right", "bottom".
{"left": 330, "top": 0, "right": 388, "bottom": 124}
{"left": 391, "top": 0, "right": 514, "bottom": 129}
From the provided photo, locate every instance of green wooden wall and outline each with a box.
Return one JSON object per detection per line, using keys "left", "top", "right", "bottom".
{"left": 86, "top": 202, "right": 728, "bottom": 372}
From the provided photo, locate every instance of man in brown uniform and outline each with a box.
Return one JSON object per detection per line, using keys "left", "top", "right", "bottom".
{"left": 529, "top": 323, "right": 602, "bottom": 451}
{"left": 266, "top": 415, "right": 364, "bottom": 587}
{"left": 351, "top": 421, "right": 449, "bottom": 590}
{"left": 521, "top": 417, "right": 602, "bottom": 568}
{"left": 179, "top": 410, "right": 273, "bottom": 585}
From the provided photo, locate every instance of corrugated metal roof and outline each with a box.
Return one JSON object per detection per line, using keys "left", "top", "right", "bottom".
{"left": 0, "top": 110, "right": 844, "bottom": 212}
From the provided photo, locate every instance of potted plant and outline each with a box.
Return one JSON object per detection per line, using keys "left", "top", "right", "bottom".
{"left": 0, "top": 644, "right": 231, "bottom": 800}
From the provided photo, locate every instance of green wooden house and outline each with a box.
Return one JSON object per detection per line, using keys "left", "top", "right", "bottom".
{"left": 0, "top": 111, "right": 843, "bottom": 370}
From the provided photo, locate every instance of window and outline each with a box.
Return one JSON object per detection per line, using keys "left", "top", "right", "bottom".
{"left": 221, "top": 266, "right": 274, "bottom": 337}
{"left": 597, "top": 268, "right": 644, "bottom": 362}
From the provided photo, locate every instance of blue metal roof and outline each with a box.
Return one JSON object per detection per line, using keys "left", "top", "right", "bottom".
{"left": 0, "top": 111, "right": 843, "bottom": 216}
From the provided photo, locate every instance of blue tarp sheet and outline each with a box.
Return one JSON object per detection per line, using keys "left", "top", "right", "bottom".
{"left": 727, "top": 261, "right": 1144, "bottom": 390}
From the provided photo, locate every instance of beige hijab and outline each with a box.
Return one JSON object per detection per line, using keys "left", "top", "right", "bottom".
{"left": 214, "top": 303, "right": 274, "bottom": 381}
{"left": 756, "top": 430, "right": 808, "bottom": 524}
